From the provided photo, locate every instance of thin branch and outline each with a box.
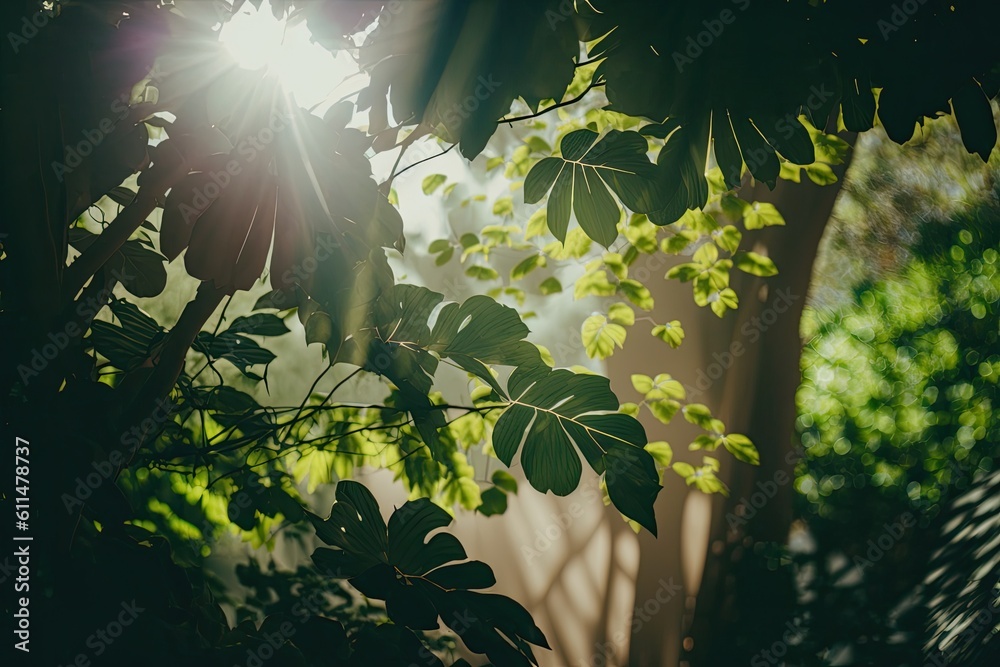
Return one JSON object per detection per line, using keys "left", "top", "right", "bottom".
{"left": 383, "top": 128, "right": 426, "bottom": 191}
{"left": 392, "top": 143, "right": 456, "bottom": 182}
{"left": 500, "top": 80, "right": 605, "bottom": 125}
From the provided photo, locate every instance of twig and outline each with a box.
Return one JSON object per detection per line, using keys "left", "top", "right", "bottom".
{"left": 500, "top": 80, "right": 605, "bottom": 125}
{"left": 392, "top": 143, "right": 456, "bottom": 182}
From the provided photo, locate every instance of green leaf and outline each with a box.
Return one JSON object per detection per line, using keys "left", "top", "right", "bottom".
{"left": 813, "top": 131, "right": 850, "bottom": 165}
{"left": 226, "top": 313, "right": 290, "bottom": 337}
{"left": 525, "top": 209, "right": 548, "bottom": 240}
{"left": 538, "top": 277, "right": 562, "bottom": 295}
{"left": 651, "top": 320, "right": 685, "bottom": 348}
{"left": 574, "top": 269, "right": 617, "bottom": 300}
{"left": 644, "top": 441, "right": 673, "bottom": 467}
{"left": 229, "top": 496, "right": 257, "bottom": 531}
{"left": 422, "top": 173, "right": 447, "bottom": 195}
{"left": 525, "top": 135, "right": 552, "bottom": 154}
{"left": 733, "top": 251, "right": 778, "bottom": 277}
{"left": 492, "top": 367, "right": 660, "bottom": 533}
{"left": 714, "top": 225, "right": 742, "bottom": 253}
{"left": 732, "top": 117, "right": 779, "bottom": 187}
{"left": 842, "top": 77, "right": 876, "bottom": 132}
{"left": 477, "top": 487, "right": 508, "bottom": 517}
{"left": 603, "top": 252, "right": 628, "bottom": 280}
{"left": 604, "top": 443, "right": 661, "bottom": 535}
{"left": 743, "top": 202, "right": 786, "bottom": 230}
{"left": 710, "top": 288, "right": 739, "bottom": 317}
{"left": 662, "top": 231, "right": 698, "bottom": 254}
{"left": 760, "top": 114, "right": 816, "bottom": 165}
{"left": 582, "top": 315, "right": 627, "bottom": 360}
{"left": 608, "top": 303, "right": 635, "bottom": 327}
{"left": 648, "top": 399, "right": 680, "bottom": 424}
{"left": 435, "top": 246, "right": 455, "bottom": 265}
{"left": 493, "top": 196, "right": 514, "bottom": 218}
{"left": 647, "top": 373, "right": 686, "bottom": 400}
{"left": 683, "top": 403, "right": 715, "bottom": 429}
{"left": 804, "top": 162, "right": 838, "bottom": 186}
{"left": 624, "top": 214, "right": 659, "bottom": 253}
{"left": 631, "top": 374, "right": 654, "bottom": 394}
{"left": 511, "top": 254, "right": 545, "bottom": 281}
{"left": 722, "top": 433, "right": 760, "bottom": 465}
{"left": 619, "top": 402, "right": 640, "bottom": 418}
{"left": 429, "top": 239, "right": 452, "bottom": 253}
{"left": 673, "top": 458, "right": 729, "bottom": 495}
{"left": 194, "top": 330, "right": 276, "bottom": 379}
{"left": 491, "top": 470, "right": 518, "bottom": 493}
{"left": 90, "top": 301, "right": 163, "bottom": 370}
{"left": 465, "top": 265, "right": 499, "bottom": 281}
{"left": 525, "top": 129, "right": 673, "bottom": 247}
{"left": 442, "top": 475, "right": 482, "bottom": 510}
{"left": 304, "top": 311, "right": 334, "bottom": 345}
{"left": 426, "top": 293, "right": 545, "bottom": 397}
{"left": 619, "top": 279, "right": 654, "bottom": 310}
{"left": 713, "top": 109, "right": 744, "bottom": 189}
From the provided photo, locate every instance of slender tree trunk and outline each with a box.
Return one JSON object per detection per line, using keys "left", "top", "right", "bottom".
{"left": 612, "top": 143, "right": 855, "bottom": 666}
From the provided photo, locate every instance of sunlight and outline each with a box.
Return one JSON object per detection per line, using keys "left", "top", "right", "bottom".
{"left": 218, "top": 0, "right": 360, "bottom": 110}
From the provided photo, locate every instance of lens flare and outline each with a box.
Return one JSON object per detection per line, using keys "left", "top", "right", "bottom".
{"left": 218, "top": 0, "right": 358, "bottom": 109}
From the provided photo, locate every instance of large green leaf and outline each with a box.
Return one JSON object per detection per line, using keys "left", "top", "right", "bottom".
{"left": 371, "top": 286, "right": 543, "bottom": 399}
{"left": 492, "top": 367, "right": 661, "bottom": 534}
{"left": 310, "top": 482, "right": 549, "bottom": 666}
{"left": 524, "top": 129, "right": 666, "bottom": 247}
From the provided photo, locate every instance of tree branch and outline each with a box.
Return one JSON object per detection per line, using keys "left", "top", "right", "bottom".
{"left": 499, "top": 80, "right": 605, "bottom": 125}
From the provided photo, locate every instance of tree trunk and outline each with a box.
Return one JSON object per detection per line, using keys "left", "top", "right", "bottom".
{"left": 612, "top": 145, "right": 855, "bottom": 666}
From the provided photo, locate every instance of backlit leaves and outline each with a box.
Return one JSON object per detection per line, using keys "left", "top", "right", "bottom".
{"left": 492, "top": 366, "right": 661, "bottom": 534}
{"left": 524, "top": 129, "right": 667, "bottom": 247}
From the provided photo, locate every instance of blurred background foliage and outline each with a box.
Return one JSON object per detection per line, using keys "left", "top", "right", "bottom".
{"left": 720, "top": 115, "right": 1000, "bottom": 666}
